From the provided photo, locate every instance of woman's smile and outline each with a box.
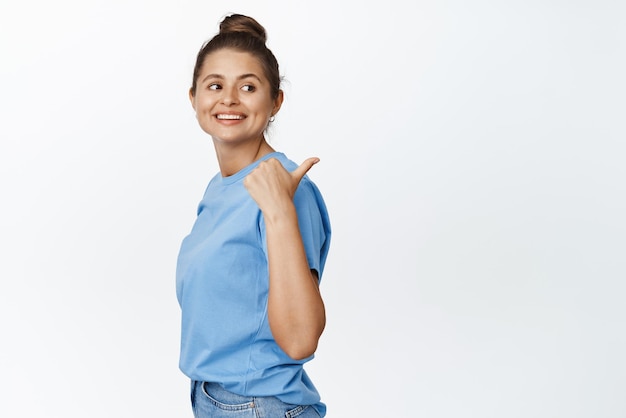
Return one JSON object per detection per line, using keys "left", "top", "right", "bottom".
{"left": 216, "top": 113, "right": 245, "bottom": 121}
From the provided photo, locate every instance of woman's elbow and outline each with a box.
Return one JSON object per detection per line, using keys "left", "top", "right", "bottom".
{"left": 276, "top": 324, "right": 325, "bottom": 360}
{"left": 281, "top": 339, "right": 319, "bottom": 360}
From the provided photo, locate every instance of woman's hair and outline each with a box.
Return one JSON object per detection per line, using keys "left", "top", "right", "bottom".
{"left": 190, "top": 14, "right": 281, "bottom": 99}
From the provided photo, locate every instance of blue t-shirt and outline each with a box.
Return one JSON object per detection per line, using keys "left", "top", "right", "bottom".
{"left": 176, "top": 152, "right": 331, "bottom": 416}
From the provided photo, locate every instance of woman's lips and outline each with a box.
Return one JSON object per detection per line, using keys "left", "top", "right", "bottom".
{"left": 216, "top": 113, "right": 245, "bottom": 120}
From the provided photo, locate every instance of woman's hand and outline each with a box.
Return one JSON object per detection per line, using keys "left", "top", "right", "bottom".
{"left": 243, "top": 157, "right": 319, "bottom": 218}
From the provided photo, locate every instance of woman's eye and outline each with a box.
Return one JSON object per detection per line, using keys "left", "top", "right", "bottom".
{"left": 241, "top": 84, "right": 256, "bottom": 92}
{"left": 208, "top": 83, "right": 221, "bottom": 90}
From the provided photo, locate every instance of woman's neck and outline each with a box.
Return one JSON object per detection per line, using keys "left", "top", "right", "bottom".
{"left": 213, "top": 138, "right": 275, "bottom": 177}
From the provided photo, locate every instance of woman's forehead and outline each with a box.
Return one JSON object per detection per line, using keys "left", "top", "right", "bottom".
{"left": 201, "top": 49, "right": 264, "bottom": 74}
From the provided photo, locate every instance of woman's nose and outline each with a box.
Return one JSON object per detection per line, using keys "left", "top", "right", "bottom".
{"left": 221, "top": 87, "right": 239, "bottom": 105}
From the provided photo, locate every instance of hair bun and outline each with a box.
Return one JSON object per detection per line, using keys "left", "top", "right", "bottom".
{"left": 219, "top": 14, "right": 267, "bottom": 43}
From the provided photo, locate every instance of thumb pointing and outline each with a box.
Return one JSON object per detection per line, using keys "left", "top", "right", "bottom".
{"left": 292, "top": 157, "right": 320, "bottom": 183}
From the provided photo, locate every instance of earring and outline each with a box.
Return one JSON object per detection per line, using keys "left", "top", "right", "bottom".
{"left": 269, "top": 115, "right": 275, "bottom": 123}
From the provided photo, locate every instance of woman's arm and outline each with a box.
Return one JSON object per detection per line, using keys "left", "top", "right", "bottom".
{"left": 244, "top": 157, "right": 326, "bottom": 360}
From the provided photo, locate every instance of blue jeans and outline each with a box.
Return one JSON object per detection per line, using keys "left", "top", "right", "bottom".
{"left": 190, "top": 381, "right": 322, "bottom": 418}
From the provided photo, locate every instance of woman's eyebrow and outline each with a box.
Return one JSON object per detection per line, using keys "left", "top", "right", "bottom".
{"left": 201, "top": 73, "right": 223, "bottom": 83}
{"left": 237, "top": 73, "right": 262, "bottom": 82}
{"left": 201, "top": 73, "right": 262, "bottom": 83}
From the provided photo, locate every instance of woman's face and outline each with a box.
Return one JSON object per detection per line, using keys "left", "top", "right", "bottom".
{"left": 190, "top": 48, "right": 282, "bottom": 146}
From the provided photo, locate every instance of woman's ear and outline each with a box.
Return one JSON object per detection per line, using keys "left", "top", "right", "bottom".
{"left": 189, "top": 88, "right": 196, "bottom": 111}
{"left": 272, "top": 89, "right": 284, "bottom": 116}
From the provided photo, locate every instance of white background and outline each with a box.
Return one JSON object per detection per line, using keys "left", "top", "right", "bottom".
{"left": 1, "top": 0, "right": 625, "bottom": 417}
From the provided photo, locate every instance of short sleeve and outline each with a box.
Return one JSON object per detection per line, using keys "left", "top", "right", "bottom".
{"left": 292, "top": 177, "right": 331, "bottom": 282}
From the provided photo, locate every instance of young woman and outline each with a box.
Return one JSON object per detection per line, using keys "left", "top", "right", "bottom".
{"left": 176, "top": 14, "right": 331, "bottom": 418}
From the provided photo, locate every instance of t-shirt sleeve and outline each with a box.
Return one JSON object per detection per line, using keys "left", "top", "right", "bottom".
{"left": 292, "top": 177, "right": 331, "bottom": 282}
